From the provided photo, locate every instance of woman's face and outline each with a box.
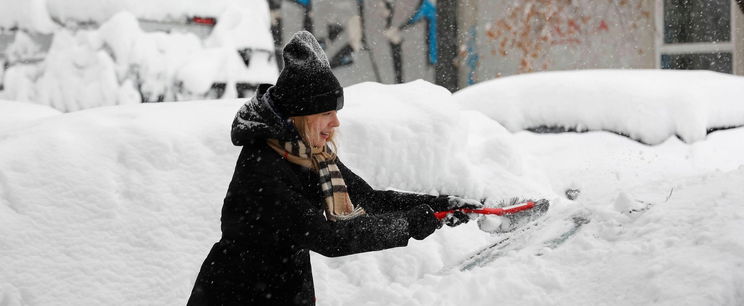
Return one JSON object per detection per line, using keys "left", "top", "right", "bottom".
{"left": 305, "top": 110, "right": 340, "bottom": 147}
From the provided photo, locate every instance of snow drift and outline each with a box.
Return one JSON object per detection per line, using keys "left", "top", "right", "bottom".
{"left": 2, "top": 76, "right": 744, "bottom": 305}
{"left": 0, "top": 81, "right": 545, "bottom": 305}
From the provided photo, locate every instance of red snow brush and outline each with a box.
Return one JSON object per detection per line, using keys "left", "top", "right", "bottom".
{"left": 434, "top": 199, "right": 549, "bottom": 220}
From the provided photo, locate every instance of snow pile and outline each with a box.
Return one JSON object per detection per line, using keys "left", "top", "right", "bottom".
{"left": 340, "top": 80, "right": 551, "bottom": 201}
{"left": 2, "top": 77, "right": 744, "bottom": 305}
{"left": 1, "top": 0, "right": 278, "bottom": 111}
{"left": 0, "top": 100, "right": 241, "bottom": 305}
{"left": 0, "top": 81, "right": 546, "bottom": 305}
{"left": 2, "top": 31, "right": 46, "bottom": 63}
{"left": 314, "top": 108, "right": 744, "bottom": 305}
{"left": 454, "top": 70, "right": 744, "bottom": 144}
{"left": 0, "top": 99, "right": 61, "bottom": 131}
{"left": 331, "top": 167, "right": 743, "bottom": 306}
{"left": 3, "top": 21, "right": 146, "bottom": 112}
{"left": 0, "top": 0, "right": 57, "bottom": 34}
{"left": 176, "top": 0, "right": 278, "bottom": 100}
{"left": 511, "top": 128, "right": 744, "bottom": 203}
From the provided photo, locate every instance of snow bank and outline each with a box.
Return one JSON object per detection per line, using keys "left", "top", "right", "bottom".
{"left": 33, "top": 28, "right": 140, "bottom": 112}
{"left": 343, "top": 167, "right": 744, "bottom": 306}
{"left": 511, "top": 127, "right": 744, "bottom": 203}
{"left": 0, "top": 81, "right": 547, "bottom": 305}
{"left": 340, "top": 80, "right": 552, "bottom": 201}
{"left": 0, "top": 99, "right": 61, "bottom": 131}
{"left": 454, "top": 70, "right": 744, "bottom": 144}
{"left": 2, "top": 79, "right": 744, "bottom": 305}
{"left": 0, "top": 100, "right": 241, "bottom": 305}
{"left": 0, "top": 0, "right": 57, "bottom": 33}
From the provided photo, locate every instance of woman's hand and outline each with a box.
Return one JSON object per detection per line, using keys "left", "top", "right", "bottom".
{"left": 441, "top": 211, "right": 471, "bottom": 227}
{"left": 405, "top": 205, "right": 441, "bottom": 240}
{"left": 437, "top": 196, "right": 485, "bottom": 227}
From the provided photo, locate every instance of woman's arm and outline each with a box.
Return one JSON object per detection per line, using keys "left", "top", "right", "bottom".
{"left": 337, "top": 160, "right": 450, "bottom": 214}
{"left": 252, "top": 168, "right": 438, "bottom": 257}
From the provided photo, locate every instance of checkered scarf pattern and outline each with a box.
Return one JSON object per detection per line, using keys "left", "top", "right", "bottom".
{"left": 267, "top": 139, "right": 366, "bottom": 221}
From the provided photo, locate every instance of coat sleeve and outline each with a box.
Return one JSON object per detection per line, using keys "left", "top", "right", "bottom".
{"left": 256, "top": 168, "right": 414, "bottom": 258}
{"left": 336, "top": 160, "right": 450, "bottom": 214}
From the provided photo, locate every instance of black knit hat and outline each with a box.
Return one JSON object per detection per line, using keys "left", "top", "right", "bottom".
{"left": 270, "top": 31, "right": 344, "bottom": 117}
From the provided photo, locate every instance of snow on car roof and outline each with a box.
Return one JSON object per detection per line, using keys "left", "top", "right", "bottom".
{"left": 454, "top": 69, "right": 744, "bottom": 145}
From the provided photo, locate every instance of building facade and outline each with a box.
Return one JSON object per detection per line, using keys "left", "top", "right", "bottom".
{"left": 272, "top": 0, "right": 744, "bottom": 90}
{"left": 2, "top": 0, "right": 742, "bottom": 96}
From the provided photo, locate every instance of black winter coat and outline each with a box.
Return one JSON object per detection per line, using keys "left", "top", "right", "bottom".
{"left": 188, "top": 85, "right": 447, "bottom": 305}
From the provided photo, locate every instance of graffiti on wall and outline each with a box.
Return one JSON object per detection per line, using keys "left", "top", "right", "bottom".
{"left": 484, "top": 0, "right": 651, "bottom": 73}
{"left": 268, "top": 0, "right": 438, "bottom": 84}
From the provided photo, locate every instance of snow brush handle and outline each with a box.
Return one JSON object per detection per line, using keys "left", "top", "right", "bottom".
{"left": 434, "top": 201, "right": 535, "bottom": 220}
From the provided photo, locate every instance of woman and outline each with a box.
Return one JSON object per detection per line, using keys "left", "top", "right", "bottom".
{"left": 188, "top": 31, "right": 480, "bottom": 305}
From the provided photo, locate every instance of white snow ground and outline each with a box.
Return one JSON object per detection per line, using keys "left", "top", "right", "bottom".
{"left": 1, "top": 71, "right": 744, "bottom": 305}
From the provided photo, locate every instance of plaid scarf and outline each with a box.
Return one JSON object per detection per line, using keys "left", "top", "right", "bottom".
{"left": 267, "top": 139, "right": 366, "bottom": 221}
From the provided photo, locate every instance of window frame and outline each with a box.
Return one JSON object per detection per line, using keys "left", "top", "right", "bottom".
{"left": 655, "top": 0, "right": 737, "bottom": 73}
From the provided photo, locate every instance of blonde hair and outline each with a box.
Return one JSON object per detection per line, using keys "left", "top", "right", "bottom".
{"left": 290, "top": 115, "right": 338, "bottom": 154}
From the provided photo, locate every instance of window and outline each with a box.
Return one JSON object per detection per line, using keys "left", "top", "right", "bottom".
{"left": 658, "top": 0, "right": 734, "bottom": 73}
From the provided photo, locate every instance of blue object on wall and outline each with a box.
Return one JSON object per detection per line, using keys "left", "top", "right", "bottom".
{"left": 404, "top": 0, "right": 437, "bottom": 65}
{"left": 292, "top": 0, "right": 310, "bottom": 7}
